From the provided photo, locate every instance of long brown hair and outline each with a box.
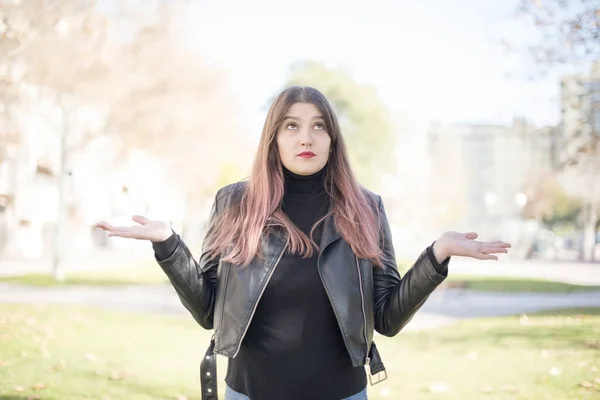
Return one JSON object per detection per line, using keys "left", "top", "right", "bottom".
{"left": 204, "top": 86, "right": 383, "bottom": 267}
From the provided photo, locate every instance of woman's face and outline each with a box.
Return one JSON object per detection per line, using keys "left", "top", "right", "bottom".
{"left": 276, "top": 102, "right": 331, "bottom": 176}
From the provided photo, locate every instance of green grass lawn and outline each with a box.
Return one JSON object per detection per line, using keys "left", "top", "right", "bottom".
{"left": 0, "top": 263, "right": 169, "bottom": 287}
{"left": 444, "top": 275, "right": 600, "bottom": 293}
{"left": 4, "top": 267, "right": 600, "bottom": 295}
{"left": 0, "top": 304, "right": 599, "bottom": 400}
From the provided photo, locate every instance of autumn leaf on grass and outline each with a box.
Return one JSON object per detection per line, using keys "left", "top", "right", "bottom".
{"left": 50, "top": 359, "right": 66, "bottom": 372}
{"left": 32, "top": 383, "right": 48, "bottom": 391}
{"left": 109, "top": 371, "right": 125, "bottom": 381}
{"left": 14, "top": 386, "right": 25, "bottom": 392}
{"left": 499, "top": 384, "right": 518, "bottom": 393}
{"left": 585, "top": 339, "right": 600, "bottom": 349}
{"left": 39, "top": 344, "right": 51, "bottom": 358}
{"left": 549, "top": 367, "right": 562, "bottom": 376}
{"left": 428, "top": 382, "right": 449, "bottom": 393}
{"left": 481, "top": 386, "right": 494, "bottom": 393}
{"left": 540, "top": 349, "right": 550, "bottom": 358}
{"left": 0, "top": 359, "right": 10, "bottom": 367}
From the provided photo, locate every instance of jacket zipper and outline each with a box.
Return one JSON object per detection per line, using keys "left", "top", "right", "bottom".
{"left": 356, "top": 256, "right": 370, "bottom": 365}
{"left": 316, "top": 246, "right": 355, "bottom": 364}
{"left": 232, "top": 242, "right": 286, "bottom": 358}
{"left": 215, "top": 262, "right": 230, "bottom": 348}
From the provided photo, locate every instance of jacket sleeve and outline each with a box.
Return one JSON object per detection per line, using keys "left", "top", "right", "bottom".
{"left": 373, "top": 195, "right": 449, "bottom": 337}
{"left": 152, "top": 191, "right": 221, "bottom": 330}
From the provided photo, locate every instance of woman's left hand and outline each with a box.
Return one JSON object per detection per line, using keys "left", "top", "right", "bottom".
{"left": 433, "top": 231, "right": 511, "bottom": 262}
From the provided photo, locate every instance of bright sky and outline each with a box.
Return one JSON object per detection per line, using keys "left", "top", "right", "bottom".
{"left": 183, "top": 0, "right": 570, "bottom": 135}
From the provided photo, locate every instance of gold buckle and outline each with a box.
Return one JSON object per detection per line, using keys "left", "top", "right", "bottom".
{"left": 369, "top": 370, "right": 388, "bottom": 385}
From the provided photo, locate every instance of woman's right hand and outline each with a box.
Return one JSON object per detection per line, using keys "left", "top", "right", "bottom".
{"left": 95, "top": 215, "right": 173, "bottom": 242}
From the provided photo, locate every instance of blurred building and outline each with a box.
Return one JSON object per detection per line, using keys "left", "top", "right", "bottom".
{"left": 559, "top": 62, "right": 600, "bottom": 164}
{"left": 427, "top": 119, "right": 557, "bottom": 240}
{"left": 558, "top": 62, "right": 600, "bottom": 261}
{"left": 0, "top": 99, "right": 186, "bottom": 260}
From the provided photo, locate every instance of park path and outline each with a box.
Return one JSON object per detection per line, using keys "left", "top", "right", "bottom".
{"left": 2, "top": 282, "right": 600, "bottom": 331}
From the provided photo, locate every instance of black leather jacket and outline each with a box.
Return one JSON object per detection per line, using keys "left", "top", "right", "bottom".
{"left": 156, "top": 182, "right": 449, "bottom": 399}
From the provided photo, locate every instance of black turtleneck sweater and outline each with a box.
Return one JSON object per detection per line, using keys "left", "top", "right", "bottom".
{"left": 153, "top": 166, "right": 449, "bottom": 400}
{"left": 224, "top": 165, "right": 366, "bottom": 400}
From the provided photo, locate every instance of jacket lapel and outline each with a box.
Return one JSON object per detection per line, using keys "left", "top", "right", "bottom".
{"left": 319, "top": 211, "right": 342, "bottom": 252}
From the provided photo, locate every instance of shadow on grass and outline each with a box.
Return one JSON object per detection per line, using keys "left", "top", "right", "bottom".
{"left": 442, "top": 277, "right": 600, "bottom": 293}
{"left": 0, "top": 272, "right": 168, "bottom": 287}
{"left": 530, "top": 307, "right": 600, "bottom": 316}
{"left": 0, "top": 397, "right": 57, "bottom": 400}
{"left": 412, "top": 308, "right": 600, "bottom": 351}
{"left": 80, "top": 371, "right": 201, "bottom": 400}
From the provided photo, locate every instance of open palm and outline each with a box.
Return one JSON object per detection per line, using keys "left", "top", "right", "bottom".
{"left": 439, "top": 231, "right": 511, "bottom": 260}
{"left": 95, "top": 215, "right": 172, "bottom": 242}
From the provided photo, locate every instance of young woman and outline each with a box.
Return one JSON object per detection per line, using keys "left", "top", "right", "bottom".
{"left": 96, "top": 86, "right": 511, "bottom": 400}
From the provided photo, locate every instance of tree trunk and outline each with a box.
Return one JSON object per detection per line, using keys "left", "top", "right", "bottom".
{"left": 582, "top": 202, "right": 598, "bottom": 262}
{"left": 52, "top": 98, "right": 69, "bottom": 281}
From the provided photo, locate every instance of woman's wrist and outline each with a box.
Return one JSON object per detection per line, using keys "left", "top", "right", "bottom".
{"left": 432, "top": 238, "right": 449, "bottom": 264}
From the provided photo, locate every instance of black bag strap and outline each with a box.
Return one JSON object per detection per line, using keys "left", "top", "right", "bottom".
{"left": 200, "top": 337, "right": 218, "bottom": 400}
{"left": 368, "top": 341, "right": 388, "bottom": 385}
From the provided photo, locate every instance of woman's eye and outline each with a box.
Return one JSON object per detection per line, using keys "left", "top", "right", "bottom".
{"left": 314, "top": 123, "right": 325, "bottom": 130}
{"left": 286, "top": 123, "right": 298, "bottom": 130}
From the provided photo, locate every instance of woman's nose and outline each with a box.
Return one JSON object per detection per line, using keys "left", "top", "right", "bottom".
{"left": 299, "top": 129, "right": 313, "bottom": 146}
